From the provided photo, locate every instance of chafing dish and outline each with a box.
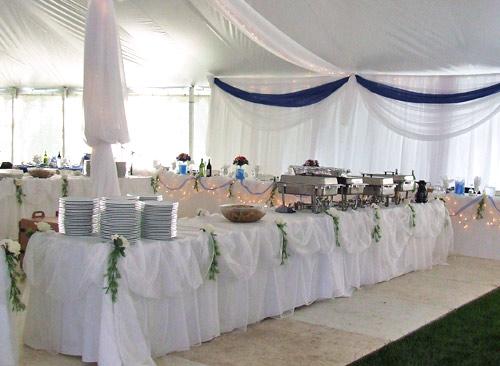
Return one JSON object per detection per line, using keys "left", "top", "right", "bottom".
{"left": 336, "top": 176, "right": 367, "bottom": 210}
{"left": 361, "top": 174, "right": 396, "bottom": 206}
{"left": 276, "top": 174, "right": 342, "bottom": 213}
{"left": 368, "top": 170, "right": 416, "bottom": 204}
{"left": 290, "top": 165, "right": 350, "bottom": 177}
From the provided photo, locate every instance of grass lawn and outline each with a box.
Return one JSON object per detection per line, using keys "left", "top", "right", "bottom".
{"left": 350, "top": 287, "right": 500, "bottom": 366}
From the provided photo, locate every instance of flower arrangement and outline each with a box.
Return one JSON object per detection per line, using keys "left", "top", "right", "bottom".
{"left": 303, "top": 159, "right": 319, "bottom": 167}
{"left": 176, "top": 153, "right": 191, "bottom": 162}
{"left": 104, "top": 234, "right": 129, "bottom": 303}
{"left": 407, "top": 203, "right": 416, "bottom": 228}
{"left": 233, "top": 155, "right": 249, "bottom": 166}
{"left": 200, "top": 224, "right": 220, "bottom": 280}
{"left": 275, "top": 218, "right": 289, "bottom": 264}
{"left": 0, "top": 239, "right": 25, "bottom": 312}
{"left": 35, "top": 221, "right": 52, "bottom": 232}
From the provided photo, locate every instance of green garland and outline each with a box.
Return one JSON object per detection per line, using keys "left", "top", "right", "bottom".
{"left": 371, "top": 206, "right": 382, "bottom": 243}
{"left": 193, "top": 177, "right": 200, "bottom": 192}
{"left": 227, "top": 181, "right": 234, "bottom": 198}
{"left": 407, "top": 203, "right": 416, "bottom": 228}
{"left": 201, "top": 226, "right": 220, "bottom": 280}
{"left": 476, "top": 195, "right": 486, "bottom": 219}
{"left": 275, "top": 220, "right": 289, "bottom": 264}
{"left": 266, "top": 182, "right": 278, "bottom": 207}
{"left": 14, "top": 179, "right": 25, "bottom": 205}
{"left": 2, "top": 243, "right": 25, "bottom": 312}
{"left": 325, "top": 210, "right": 341, "bottom": 247}
{"left": 61, "top": 176, "right": 69, "bottom": 197}
{"left": 150, "top": 175, "right": 160, "bottom": 194}
{"left": 104, "top": 235, "right": 128, "bottom": 303}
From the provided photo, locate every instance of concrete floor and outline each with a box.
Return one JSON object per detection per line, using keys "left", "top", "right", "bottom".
{"left": 18, "top": 255, "right": 500, "bottom": 366}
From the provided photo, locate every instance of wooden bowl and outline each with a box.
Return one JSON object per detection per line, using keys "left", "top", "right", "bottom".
{"left": 28, "top": 168, "right": 56, "bottom": 179}
{"left": 219, "top": 204, "right": 266, "bottom": 223}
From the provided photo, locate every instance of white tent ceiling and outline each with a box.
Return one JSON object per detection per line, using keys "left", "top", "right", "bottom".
{"left": 1, "top": 0, "right": 499, "bottom": 88}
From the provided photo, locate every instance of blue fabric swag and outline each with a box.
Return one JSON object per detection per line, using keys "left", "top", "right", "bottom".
{"left": 213, "top": 76, "right": 350, "bottom": 107}
{"left": 356, "top": 75, "right": 500, "bottom": 104}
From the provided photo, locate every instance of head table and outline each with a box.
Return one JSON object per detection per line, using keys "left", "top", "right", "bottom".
{"left": 22, "top": 200, "right": 452, "bottom": 365}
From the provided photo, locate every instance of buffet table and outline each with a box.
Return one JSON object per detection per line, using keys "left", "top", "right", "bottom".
{"left": 23, "top": 200, "right": 452, "bottom": 365}
{"left": 447, "top": 194, "right": 500, "bottom": 260}
{"left": 0, "top": 172, "right": 276, "bottom": 240}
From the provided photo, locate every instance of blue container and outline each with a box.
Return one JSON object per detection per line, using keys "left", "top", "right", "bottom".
{"left": 235, "top": 167, "right": 245, "bottom": 181}
{"left": 454, "top": 179, "right": 465, "bottom": 195}
{"left": 179, "top": 164, "right": 188, "bottom": 175}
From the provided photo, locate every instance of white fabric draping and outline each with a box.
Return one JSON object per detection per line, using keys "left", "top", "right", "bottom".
{"left": 199, "top": 0, "right": 341, "bottom": 74}
{"left": 84, "top": 0, "right": 129, "bottom": 197}
{"left": 447, "top": 194, "right": 500, "bottom": 260}
{"left": 0, "top": 250, "right": 17, "bottom": 366}
{"left": 23, "top": 201, "right": 452, "bottom": 364}
{"left": 207, "top": 76, "right": 500, "bottom": 187}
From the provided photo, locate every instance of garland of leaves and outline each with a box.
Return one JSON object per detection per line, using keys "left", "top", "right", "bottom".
{"left": 201, "top": 225, "right": 220, "bottom": 280}
{"left": 476, "top": 195, "right": 486, "bottom": 219}
{"left": 275, "top": 219, "right": 289, "bottom": 264}
{"left": 325, "top": 209, "right": 341, "bottom": 247}
{"left": 193, "top": 177, "right": 200, "bottom": 192}
{"left": 371, "top": 206, "right": 382, "bottom": 243}
{"left": 266, "top": 182, "right": 278, "bottom": 207}
{"left": 104, "top": 235, "right": 128, "bottom": 303}
{"left": 407, "top": 203, "right": 416, "bottom": 228}
{"left": 14, "top": 179, "right": 25, "bottom": 205}
{"left": 1, "top": 241, "right": 25, "bottom": 312}
{"left": 61, "top": 176, "right": 69, "bottom": 197}
{"left": 227, "top": 181, "right": 234, "bottom": 198}
{"left": 150, "top": 175, "right": 160, "bottom": 194}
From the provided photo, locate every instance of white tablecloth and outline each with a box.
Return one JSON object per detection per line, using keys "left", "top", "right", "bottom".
{"left": 23, "top": 200, "right": 452, "bottom": 365}
{"left": 0, "top": 250, "right": 18, "bottom": 366}
{"left": 0, "top": 173, "right": 275, "bottom": 241}
{"left": 448, "top": 194, "right": 500, "bottom": 260}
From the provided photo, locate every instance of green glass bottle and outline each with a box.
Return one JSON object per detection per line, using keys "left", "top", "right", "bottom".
{"left": 198, "top": 158, "right": 205, "bottom": 177}
{"left": 43, "top": 151, "right": 49, "bottom": 165}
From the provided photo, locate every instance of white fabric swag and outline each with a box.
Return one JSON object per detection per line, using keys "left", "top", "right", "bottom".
{"left": 207, "top": 75, "right": 500, "bottom": 187}
{"left": 84, "top": 0, "right": 129, "bottom": 197}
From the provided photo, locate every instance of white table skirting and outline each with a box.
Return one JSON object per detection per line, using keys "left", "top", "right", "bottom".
{"left": 447, "top": 194, "right": 500, "bottom": 260}
{"left": 0, "top": 173, "right": 275, "bottom": 241}
{"left": 23, "top": 200, "right": 453, "bottom": 365}
{"left": 0, "top": 250, "right": 18, "bottom": 366}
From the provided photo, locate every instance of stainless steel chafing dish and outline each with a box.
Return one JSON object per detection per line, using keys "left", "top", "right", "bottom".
{"left": 276, "top": 174, "right": 342, "bottom": 213}
{"left": 368, "top": 170, "right": 416, "bottom": 204}
{"left": 336, "top": 176, "right": 367, "bottom": 210}
{"left": 361, "top": 174, "right": 397, "bottom": 206}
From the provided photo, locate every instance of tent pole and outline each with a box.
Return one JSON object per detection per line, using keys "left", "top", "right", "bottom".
{"left": 10, "top": 88, "right": 16, "bottom": 163}
{"left": 62, "top": 87, "right": 67, "bottom": 157}
{"left": 188, "top": 85, "right": 194, "bottom": 159}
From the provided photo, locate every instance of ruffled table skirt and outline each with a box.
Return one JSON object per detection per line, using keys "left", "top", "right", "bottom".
{"left": 23, "top": 200, "right": 453, "bottom": 365}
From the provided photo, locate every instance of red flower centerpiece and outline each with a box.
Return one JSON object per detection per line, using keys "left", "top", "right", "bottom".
{"left": 233, "top": 155, "right": 249, "bottom": 166}
{"left": 176, "top": 153, "right": 191, "bottom": 162}
{"left": 176, "top": 153, "right": 191, "bottom": 175}
{"left": 233, "top": 155, "right": 249, "bottom": 181}
{"left": 303, "top": 159, "right": 319, "bottom": 167}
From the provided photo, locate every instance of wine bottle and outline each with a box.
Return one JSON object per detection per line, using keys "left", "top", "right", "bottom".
{"left": 43, "top": 151, "right": 49, "bottom": 165}
{"left": 206, "top": 159, "right": 212, "bottom": 177}
{"left": 198, "top": 158, "right": 205, "bottom": 177}
{"left": 57, "top": 152, "right": 62, "bottom": 167}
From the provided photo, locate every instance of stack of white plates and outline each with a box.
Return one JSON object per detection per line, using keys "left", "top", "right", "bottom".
{"left": 141, "top": 201, "right": 178, "bottom": 240}
{"left": 99, "top": 198, "right": 142, "bottom": 243}
{"left": 138, "top": 195, "right": 163, "bottom": 202}
{"left": 58, "top": 197, "right": 99, "bottom": 236}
